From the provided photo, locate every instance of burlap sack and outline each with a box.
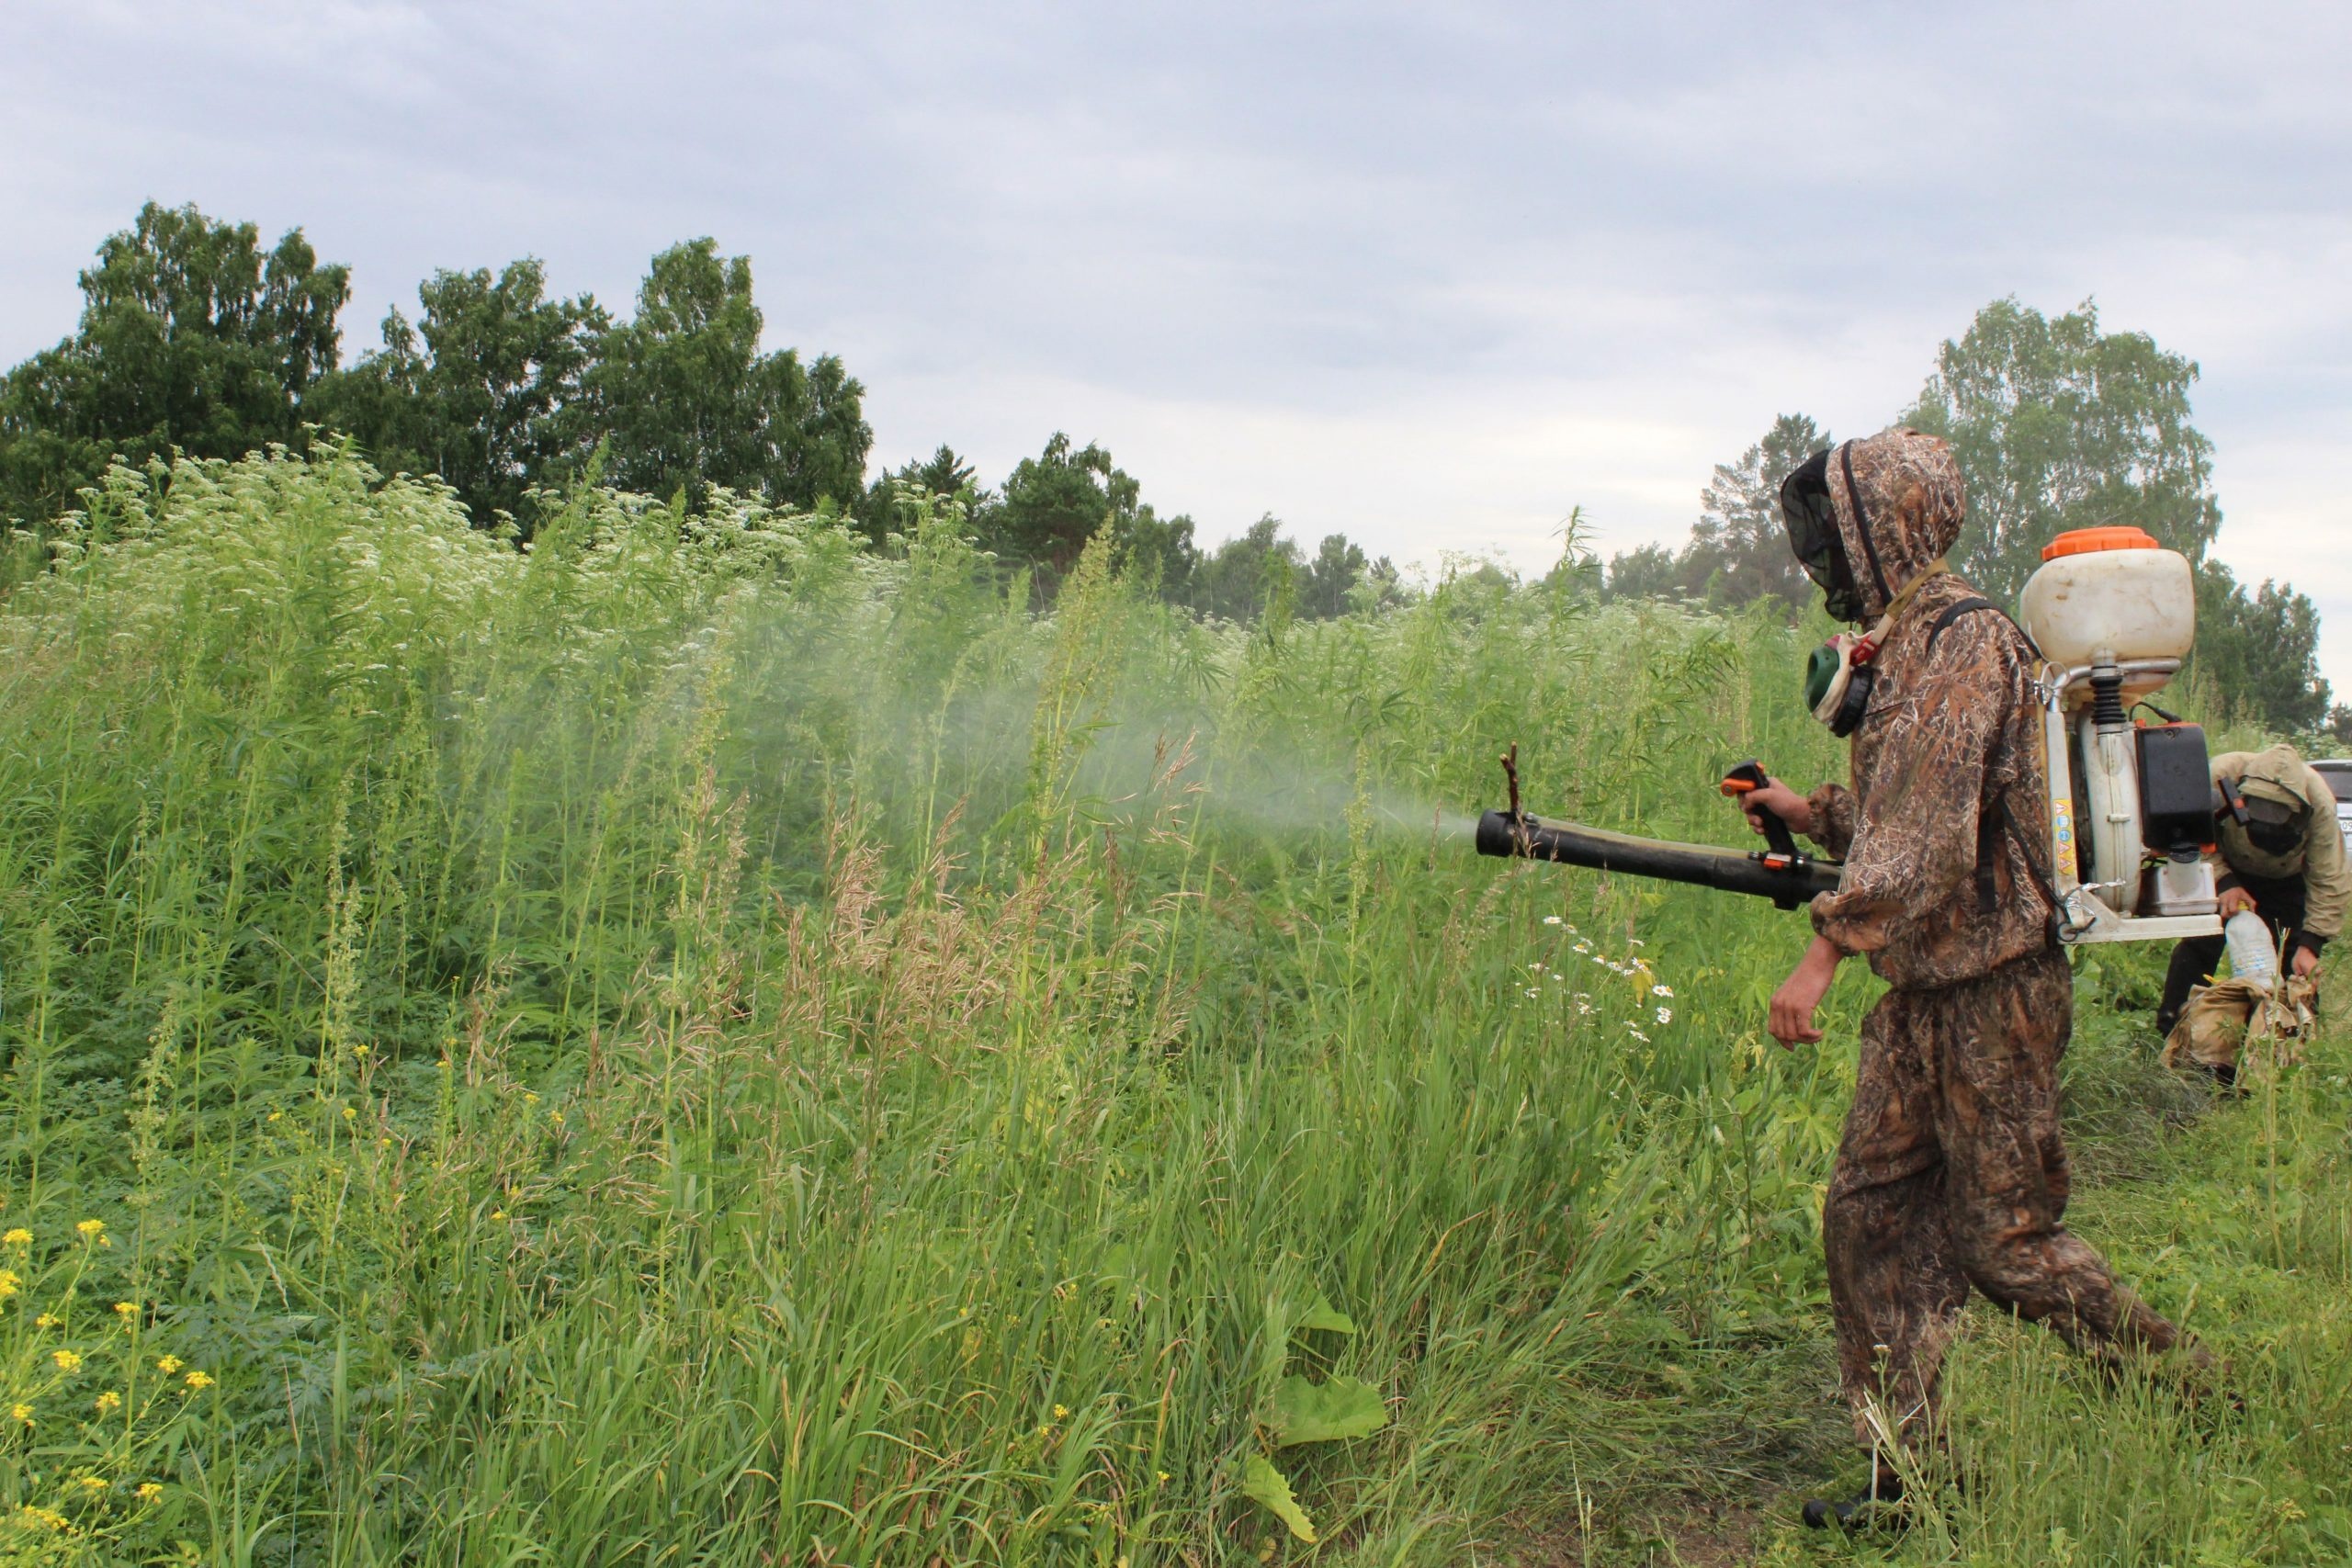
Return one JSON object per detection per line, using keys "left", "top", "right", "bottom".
{"left": 2162, "top": 973, "right": 2321, "bottom": 1083}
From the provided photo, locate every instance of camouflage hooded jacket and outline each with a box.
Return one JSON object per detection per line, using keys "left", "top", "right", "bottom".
{"left": 1799, "top": 427, "right": 2059, "bottom": 990}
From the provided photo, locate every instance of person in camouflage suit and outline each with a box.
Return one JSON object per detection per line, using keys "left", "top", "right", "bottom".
{"left": 1737, "top": 427, "right": 2205, "bottom": 1530}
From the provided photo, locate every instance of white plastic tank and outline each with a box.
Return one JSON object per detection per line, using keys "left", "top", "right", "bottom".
{"left": 2018, "top": 528, "right": 2196, "bottom": 696}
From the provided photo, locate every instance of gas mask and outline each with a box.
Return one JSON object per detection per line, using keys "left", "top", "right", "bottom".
{"left": 2242, "top": 796, "right": 2306, "bottom": 856}
{"left": 1804, "top": 632, "right": 1878, "bottom": 738}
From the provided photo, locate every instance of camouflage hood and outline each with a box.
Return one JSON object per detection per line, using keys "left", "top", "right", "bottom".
{"left": 1824, "top": 427, "right": 1966, "bottom": 621}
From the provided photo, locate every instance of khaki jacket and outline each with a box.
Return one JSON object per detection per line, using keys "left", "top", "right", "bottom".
{"left": 2211, "top": 744, "right": 2347, "bottom": 946}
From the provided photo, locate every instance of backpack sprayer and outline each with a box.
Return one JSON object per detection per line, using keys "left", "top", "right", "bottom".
{"left": 1476, "top": 528, "right": 2231, "bottom": 947}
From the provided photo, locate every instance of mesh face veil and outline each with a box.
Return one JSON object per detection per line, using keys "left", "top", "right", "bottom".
{"left": 1779, "top": 450, "right": 1865, "bottom": 623}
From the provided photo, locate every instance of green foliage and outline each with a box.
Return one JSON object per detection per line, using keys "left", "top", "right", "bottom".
{"left": 852, "top": 442, "right": 985, "bottom": 545}
{"left": 1618, "top": 302, "right": 2310, "bottom": 734}
{"left": 1239, "top": 1300, "right": 1386, "bottom": 1541}
{"left": 314, "top": 259, "right": 606, "bottom": 527}
{"left": 1267, "top": 1376, "right": 1387, "bottom": 1446}
{"left": 978, "top": 432, "right": 1162, "bottom": 588}
{"left": 1905, "top": 296, "right": 2222, "bottom": 604}
{"left": 1240, "top": 1452, "right": 1318, "bottom": 1543}
{"left": 974, "top": 434, "right": 1387, "bottom": 621}
{"left": 1690, "top": 412, "right": 1833, "bottom": 611}
{"left": 0, "top": 201, "right": 349, "bottom": 523}
{"left": 1602, "top": 539, "right": 1685, "bottom": 601}
{"left": 1608, "top": 413, "right": 1829, "bottom": 615}
{"left": 1300, "top": 533, "right": 1373, "bottom": 618}
{"left": 0, "top": 446, "right": 1863, "bottom": 1562}
{"left": 1192, "top": 513, "right": 1295, "bottom": 623}
{"left": 0, "top": 449, "right": 2347, "bottom": 1565}
{"left": 2190, "top": 558, "right": 2333, "bottom": 733}
{"left": 584, "top": 238, "right": 872, "bottom": 511}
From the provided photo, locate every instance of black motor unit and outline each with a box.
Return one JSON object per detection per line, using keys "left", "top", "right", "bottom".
{"left": 2137, "top": 723, "right": 2212, "bottom": 856}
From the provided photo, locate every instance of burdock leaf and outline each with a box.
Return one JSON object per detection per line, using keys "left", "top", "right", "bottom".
{"left": 1240, "top": 1451, "right": 1318, "bottom": 1542}
{"left": 1269, "top": 1373, "right": 1388, "bottom": 1446}
{"left": 1292, "top": 1291, "right": 1357, "bottom": 1337}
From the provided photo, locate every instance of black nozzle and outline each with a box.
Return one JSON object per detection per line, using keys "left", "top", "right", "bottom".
{"left": 1476, "top": 810, "right": 1841, "bottom": 910}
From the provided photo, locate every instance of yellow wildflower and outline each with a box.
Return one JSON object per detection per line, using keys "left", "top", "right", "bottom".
{"left": 523, "top": 1091, "right": 539, "bottom": 1105}
{"left": 548, "top": 1111, "right": 564, "bottom": 1127}
{"left": 0, "top": 1269, "right": 17, "bottom": 1299}
{"left": 94, "top": 1391, "right": 122, "bottom": 1415}
{"left": 51, "top": 1348, "right": 81, "bottom": 1372}
{"left": 74, "top": 1218, "right": 104, "bottom": 1238}
{"left": 342, "top": 1107, "right": 357, "bottom": 1121}
{"left": 8, "top": 1404, "right": 29, "bottom": 1424}
{"left": 78, "top": 1476, "right": 106, "bottom": 1493}
{"left": 2, "top": 1228, "right": 28, "bottom": 1246}
{"left": 114, "top": 1300, "right": 138, "bottom": 1318}
{"left": 136, "top": 1483, "right": 163, "bottom": 1503}
{"left": 267, "top": 1111, "right": 283, "bottom": 1122}
{"left": 490, "top": 1210, "right": 508, "bottom": 1221}
{"left": 1053, "top": 1404, "right": 1069, "bottom": 1419}
{"left": 184, "top": 1371, "right": 214, "bottom": 1391}
{"left": 35, "top": 1312, "right": 57, "bottom": 1328}
{"left": 155, "top": 1355, "right": 182, "bottom": 1374}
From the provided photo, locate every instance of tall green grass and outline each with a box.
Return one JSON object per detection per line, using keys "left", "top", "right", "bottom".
{"left": 0, "top": 447, "right": 2343, "bottom": 1566}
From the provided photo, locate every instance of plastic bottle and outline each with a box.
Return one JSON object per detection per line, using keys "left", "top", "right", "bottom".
{"left": 2224, "top": 910, "right": 2278, "bottom": 992}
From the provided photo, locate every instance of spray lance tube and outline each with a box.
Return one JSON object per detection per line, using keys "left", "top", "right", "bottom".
{"left": 1476, "top": 745, "right": 1842, "bottom": 909}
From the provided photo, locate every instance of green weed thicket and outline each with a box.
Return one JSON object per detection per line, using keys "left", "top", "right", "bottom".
{"left": 0, "top": 448, "right": 2346, "bottom": 1566}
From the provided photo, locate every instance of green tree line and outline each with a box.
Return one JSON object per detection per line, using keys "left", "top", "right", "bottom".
{"left": 0, "top": 204, "right": 2332, "bottom": 728}
{"left": 0, "top": 202, "right": 1385, "bottom": 624}
{"left": 1604, "top": 299, "right": 2336, "bottom": 738}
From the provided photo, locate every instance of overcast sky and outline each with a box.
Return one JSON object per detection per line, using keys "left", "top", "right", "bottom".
{"left": 5, "top": 1, "right": 2346, "bottom": 691}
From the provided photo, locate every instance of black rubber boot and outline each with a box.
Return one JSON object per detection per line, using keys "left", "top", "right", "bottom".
{"left": 1800, "top": 1472, "right": 1907, "bottom": 1532}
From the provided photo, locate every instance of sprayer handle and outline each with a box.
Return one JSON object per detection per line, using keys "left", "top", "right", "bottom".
{"left": 1722, "top": 760, "right": 1802, "bottom": 861}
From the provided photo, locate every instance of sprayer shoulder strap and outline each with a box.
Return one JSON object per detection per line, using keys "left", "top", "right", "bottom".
{"left": 1936, "top": 594, "right": 2056, "bottom": 919}
{"left": 1925, "top": 597, "right": 1998, "bottom": 651}
{"left": 1924, "top": 596, "right": 2045, "bottom": 661}
{"left": 1971, "top": 789, "right": 2061, "bottom": 920}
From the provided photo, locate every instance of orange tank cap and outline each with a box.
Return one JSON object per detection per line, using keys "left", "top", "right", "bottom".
{"left": 2041, "top": 526, "right": 2161, "bottom": 560}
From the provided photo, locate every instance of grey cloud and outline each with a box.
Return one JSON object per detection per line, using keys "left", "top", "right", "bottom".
{"left": 3, "top": 0, "right": 2347, "bottom": 688}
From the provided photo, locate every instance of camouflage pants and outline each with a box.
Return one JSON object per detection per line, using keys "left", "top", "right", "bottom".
{"left": 1825, "top": 949, "right": 2183, "bottom": 1471}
